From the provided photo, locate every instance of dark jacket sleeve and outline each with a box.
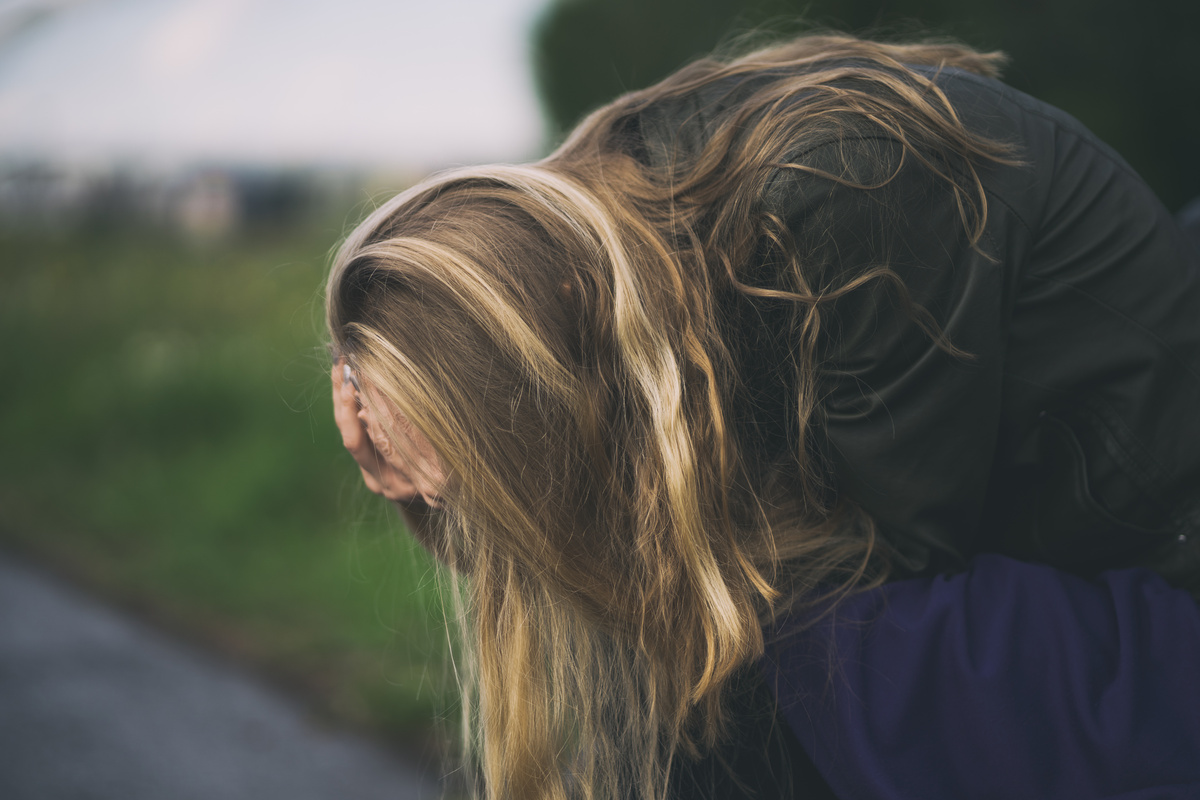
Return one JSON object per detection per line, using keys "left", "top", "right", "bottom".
{"left": 763, "top": 555, "right": 1200, "bottom": 799}
{"left": 764, "top": 68, "right": 1200, "bottom": 579}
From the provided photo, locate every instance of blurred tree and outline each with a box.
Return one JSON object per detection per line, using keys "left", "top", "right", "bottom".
{"left": 533, "top": 0, "right": 791, "bottom": 139}
{"left": 532, "top": 0, "right": 1200, "bottom": 210}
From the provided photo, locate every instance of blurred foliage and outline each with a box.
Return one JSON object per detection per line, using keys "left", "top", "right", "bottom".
{"left": 0, "top": 220, "right": 455, "bottom": 752}
{"left": 533, "top": 0, "right": 1200, "bottom": 210}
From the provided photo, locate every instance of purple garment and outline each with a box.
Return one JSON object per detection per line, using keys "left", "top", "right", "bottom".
{"left": 763, "top": 555, "right": 1200, "bottom": 798}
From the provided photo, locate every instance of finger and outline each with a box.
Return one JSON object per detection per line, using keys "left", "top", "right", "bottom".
{"left": 359, "top": 409, "right": 424, "bottom": 503}
{"left": 358, "top": 464, "right": 391, "bottom": 497}
{"left": 361, "top": 454, "right": 421, "bottom": 502}
{"left": 358, "top": 393, "right": 447, "bottom": 508}
{"left": 360, "top": 407, "right": 394, "bottom": 458}
{"left": 333, "top": 365, "right": 399, "bottom": 494}
{"left": 332, "top": 364, "right": 367, "bottom": 452}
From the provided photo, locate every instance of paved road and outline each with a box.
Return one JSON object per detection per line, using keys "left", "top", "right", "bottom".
{"left": 0, "top": 553, "right": 441, "bottom": 800}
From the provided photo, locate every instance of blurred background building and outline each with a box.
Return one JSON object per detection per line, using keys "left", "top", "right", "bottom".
{"left": 0, "top": 0, "right": 546, "bottom": 234}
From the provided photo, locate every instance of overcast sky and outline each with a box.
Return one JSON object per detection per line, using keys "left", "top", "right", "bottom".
{"left": 0, "top": 0, "right": 548, "bottom": 170}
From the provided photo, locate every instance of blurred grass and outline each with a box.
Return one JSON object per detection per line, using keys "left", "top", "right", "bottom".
{"left": 0, "top": 219, "right": 454, "bottom": 751}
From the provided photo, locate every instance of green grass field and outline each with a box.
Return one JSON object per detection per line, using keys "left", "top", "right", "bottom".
{"left": 0, "top": 217, "right": 455, "bottom": 751}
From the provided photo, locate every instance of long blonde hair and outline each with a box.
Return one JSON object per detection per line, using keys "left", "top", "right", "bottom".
{"left": 327, "top": 33, "right": 1011, "bottom": 800}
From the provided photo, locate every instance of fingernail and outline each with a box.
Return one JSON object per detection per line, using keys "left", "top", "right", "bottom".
{"left": 343, "top": 364, "right": 362, "bottom": 392}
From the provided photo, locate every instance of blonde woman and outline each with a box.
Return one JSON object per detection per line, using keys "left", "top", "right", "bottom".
{"left": 328, "top": 34, "right": 1200, "bottom": 800}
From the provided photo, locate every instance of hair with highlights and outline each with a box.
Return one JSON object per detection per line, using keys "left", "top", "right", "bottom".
{"left": 327, "top": 33, "right": 1011, "bottom": 800}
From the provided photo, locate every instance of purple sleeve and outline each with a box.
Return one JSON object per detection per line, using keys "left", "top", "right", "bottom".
{"left": 763, "top": 555, "right": 1200, "bottom": 799}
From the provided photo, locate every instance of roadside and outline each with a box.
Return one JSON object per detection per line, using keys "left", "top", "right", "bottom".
{"left": 0, "top": 551, "right": 442, "bottom": 800}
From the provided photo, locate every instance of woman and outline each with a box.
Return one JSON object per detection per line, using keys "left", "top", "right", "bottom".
{"left": 327, "top": 34, "right": 1200, "bottom": 799}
